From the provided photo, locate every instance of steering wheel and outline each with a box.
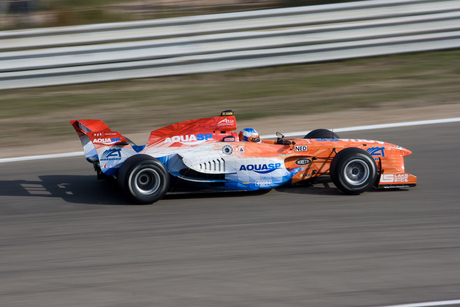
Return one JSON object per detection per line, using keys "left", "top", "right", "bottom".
{"left": 276, "top": 138, "right": 292, "bottom": 145}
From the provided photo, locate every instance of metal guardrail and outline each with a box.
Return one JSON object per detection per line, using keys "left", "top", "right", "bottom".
{"left": 1, "top": 0, "right": 460, "bottom": 90}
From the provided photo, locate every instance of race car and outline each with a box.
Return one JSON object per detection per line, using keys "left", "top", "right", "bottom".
{"left": 71, "top": 110, "right": 416, "bottom": 204}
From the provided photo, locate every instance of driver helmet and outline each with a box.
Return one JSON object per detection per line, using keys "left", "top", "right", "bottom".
{"left": 239, "top": 128, "right": 260, "bottom": 142}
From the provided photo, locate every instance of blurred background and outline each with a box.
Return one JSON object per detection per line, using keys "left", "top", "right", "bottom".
{"left": 0, "top": 0, "right": 363, "bottom": 29}
{"left": 0, "top": 0, "right": 459, "bottom": 156}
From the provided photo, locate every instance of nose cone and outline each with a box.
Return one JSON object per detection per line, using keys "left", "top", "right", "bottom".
{"left": 400, "top": 147, "right": 412, "bottom": 157}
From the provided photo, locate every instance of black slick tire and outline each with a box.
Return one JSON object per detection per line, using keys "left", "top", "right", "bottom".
{"left": 304, "top": 129, "right": 340, "bottom": 139}
{"left": 330, "top": 148, "right": 377, "bottom": 195}
{"left": 118, "top": 155, "right": 169, "bottom": 204}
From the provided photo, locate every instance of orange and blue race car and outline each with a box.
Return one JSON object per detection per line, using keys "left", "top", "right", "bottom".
{"left": 71, "top": 110, "right": 416, "bottom": 204}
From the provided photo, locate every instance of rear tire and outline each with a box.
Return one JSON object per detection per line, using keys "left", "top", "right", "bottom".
{"left": 330, "top": 148, "right": 377, "bottom": 195}
{"left": 304, "top": 129, "right": 339, "bottom": 139}
{"left": 118, "top": 155, "right": 169, "bottom": 204}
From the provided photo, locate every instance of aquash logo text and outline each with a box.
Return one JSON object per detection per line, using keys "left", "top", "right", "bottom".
{"left": 93, "top": 137, "right": 121, "bottom": 145}
{"left": 164, "top": 134, "right": 213, "bottom": 144}
{"left": 100, "top": 148, "right": 122, "bottom": 161}
{"left": 239, "top": 163, "right": 281, "bottom": 174}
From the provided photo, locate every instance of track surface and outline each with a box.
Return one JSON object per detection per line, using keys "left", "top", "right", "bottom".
{"left": 1, "top": 123, "right": 459, "bottom": 307}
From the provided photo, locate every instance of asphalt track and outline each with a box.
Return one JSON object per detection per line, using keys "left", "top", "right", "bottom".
{"left": 1, "top": 122, "right": 459, "bottom": 307}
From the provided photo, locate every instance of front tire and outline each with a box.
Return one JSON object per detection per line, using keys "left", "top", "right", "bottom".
{"left": 118, "top": 155, "right": 169, "bottom": 204}
{"left": 330, "top": 148, "right": 377, "bottom": 195}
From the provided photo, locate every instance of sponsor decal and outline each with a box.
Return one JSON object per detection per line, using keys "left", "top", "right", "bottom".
{"left": 223, "top": 136, "right": 236, "bottom": 142}
{"left": 380, "top": 174, "right": 409, "bottom": 183}
{"left": 256, "top": 180, "right": 272, "bottom": 187}
{"left": 294, "top": 145, "right": 308, "bottom": 152}
{"left": 221, "top": 110, "right": 234, "bottom": 116}
{"left": 295, "top": 158, "right": 311, "bottom": 166}
{"left": 94, "top": 132, "right": 117, "bottom": 137}
{"left": 239, "top": 163, "right": 281, "bottom": 174}
{"left": 93, "top": 137, "right": 121, "bottom": 145}
{"left": 366, "top": 147, "right": 385, "bottom": 157}
{"left": 384, "top": 185, "right": 410, "bottom": 189}
{"left": 100, "top": 148, "right": 122, "bottom": 161}
{"left": 164, "top": 133, "right": 213, "bottom": 143}
{"left": 218, "top": 118, "right": 235, "bottom": 126}
{"left": 222, "top": 145, "right": 233, "bottom": 155}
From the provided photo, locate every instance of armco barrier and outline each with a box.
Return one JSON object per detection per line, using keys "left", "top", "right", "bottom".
{"left": 0, "top": 0, "right": 459, "bottom": 90}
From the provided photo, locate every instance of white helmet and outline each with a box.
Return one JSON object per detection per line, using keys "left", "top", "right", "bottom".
{"left": 239, "top": 128, "right": 260, "bottom": 142}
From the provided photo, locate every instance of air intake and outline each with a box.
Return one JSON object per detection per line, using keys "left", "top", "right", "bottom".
{"left": 199, "top": 158, "right": 225, "bottom": 173}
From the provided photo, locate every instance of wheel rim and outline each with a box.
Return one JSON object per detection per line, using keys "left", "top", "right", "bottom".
{"left": 343, "top": 159, "right": 369, "bottom": 186}
{"left": 133, "top": 168, "right": 161, "bottom": 195}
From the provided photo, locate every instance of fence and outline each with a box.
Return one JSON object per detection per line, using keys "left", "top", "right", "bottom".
{"left": 1, "top": 0, "right": 459, "bottom": 89}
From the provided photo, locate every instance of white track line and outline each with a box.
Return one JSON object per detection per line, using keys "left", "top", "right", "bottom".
{"left": 0, "top": 151, "right": 84, "bottom": 163}
{"left": 377, "top": 299, "right": 460, "bottom": 307}
{"left": 1, "top": 117, "right": 459, "bottom": 164}
{"left": 261, "top": 117, "right": 460, "bottom": 138}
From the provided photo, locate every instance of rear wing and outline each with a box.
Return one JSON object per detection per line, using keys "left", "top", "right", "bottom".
{"left": 71, "top": 119, "right": 126, "bottom": 160}
{"left": 70, "top": 119, "right": 136, "bottom": 175}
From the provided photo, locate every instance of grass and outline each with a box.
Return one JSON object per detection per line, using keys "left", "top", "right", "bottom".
{"left": 49, "top": 0, "right": 138, "bottom": 9}
{"left": 0, "top": 49, "right": 459, "bottom": 147}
